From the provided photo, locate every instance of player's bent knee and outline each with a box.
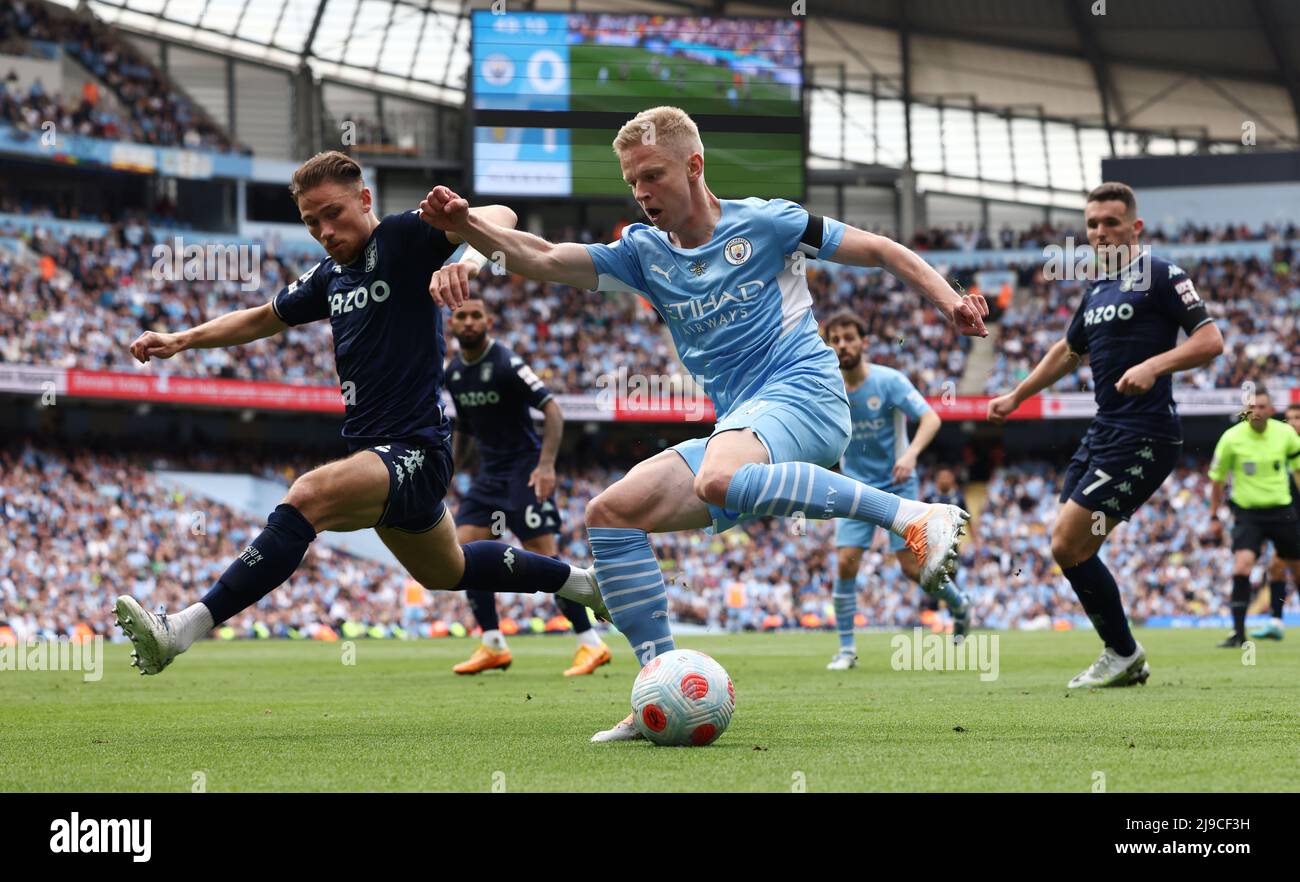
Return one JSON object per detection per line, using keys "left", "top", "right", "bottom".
{"left": 692, "top": 468, "right": 733, "bottom": 508}
{"left": 1050, "top": 533, "right": 1088, "bottom": 570}
{"left": 586, "top": 492, "right": 634, "bottom": 530}
{"left": 284, "top": 474, "right": 329, "bottom": 529}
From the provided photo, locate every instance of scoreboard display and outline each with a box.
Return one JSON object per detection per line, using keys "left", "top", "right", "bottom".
{"left": 470, "top": 12, "right": 804, "bottom": 200}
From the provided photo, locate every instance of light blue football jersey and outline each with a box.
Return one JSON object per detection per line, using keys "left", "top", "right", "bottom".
{"left": 585, "top": 198, "right": 847, "bottom": 419}
{"left": 840, "top": 363, "right": 932, "bottom": 488}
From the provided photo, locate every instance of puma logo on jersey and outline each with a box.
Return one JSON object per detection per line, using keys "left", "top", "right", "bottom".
{"left": 649, "top": 263, "right": 673, "bottom": 284}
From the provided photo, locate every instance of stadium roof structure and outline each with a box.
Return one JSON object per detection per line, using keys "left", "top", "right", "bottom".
{"left": 56, "top": 0, "right": 1300, "bottom": 141}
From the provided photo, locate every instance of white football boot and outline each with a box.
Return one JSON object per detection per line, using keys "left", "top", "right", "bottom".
{"left": 591, "top": 712, "right": 644, "bottom": 743}
{"left": 557, "top": 565, "right": 610, "bottom": 622}
{"left": 826, "top": 650, "right": 858, "bottom": 671}
{"left": 902, "top": 504, "right": 970, "bottom": 594}
{"left": 1067, "top": 642, "right": 1150, "bottom": 689}
{"left": 115, "top": 595, "right": 182, "bottom": 675}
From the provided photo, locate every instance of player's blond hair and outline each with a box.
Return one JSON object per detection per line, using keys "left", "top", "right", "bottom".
{"left": 612, "top": 106, "right": 704, "bottom": 160}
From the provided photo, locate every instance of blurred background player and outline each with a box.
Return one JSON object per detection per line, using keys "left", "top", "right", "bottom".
{"left": 924, "top": 466, "right": 978, "bottom": 619}
{"left": 821, "top": 310, "right": 969, "bottom": 670}
{"left": 441, "top": 293, "right": 611, "bottom": 675}
{"left": 1207, "top": 389, "right": 1300, "bottom": 647}
{"left": 1255, "top": 401, "right": 1300, "bottom": 639}
{"left": 987, "top": 181, "right": 1223, "bottom": 688}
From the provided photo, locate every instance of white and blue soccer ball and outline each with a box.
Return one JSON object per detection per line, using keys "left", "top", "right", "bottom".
{"left": 630, "top": 649, "right": 735, "bottom": 746}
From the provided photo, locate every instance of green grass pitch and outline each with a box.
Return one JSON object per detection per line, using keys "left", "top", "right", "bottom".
{"left": 567, "top": 45, "right": 800, "bottom": 118}
{"left": 2, "top": 630, "right": 1296, "bottom": 792}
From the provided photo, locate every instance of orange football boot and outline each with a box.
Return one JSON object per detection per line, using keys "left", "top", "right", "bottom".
{"left": 453, "top": 643, "right": 512, "bottom": 674}
{"left": 563, "top": 642, "right": 612, "bottom": 676}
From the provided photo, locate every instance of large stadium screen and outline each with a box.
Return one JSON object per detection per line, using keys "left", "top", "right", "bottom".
{"left": 470, "top": 12, "right": 804, "bottom": 200}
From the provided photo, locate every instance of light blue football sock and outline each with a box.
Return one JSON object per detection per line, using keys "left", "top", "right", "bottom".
{"left": 833, "top": 577, "right": 858, "bottom": 651}
{"left": 724, "top": 461, "right": 902, "bottom": 528}
{"left": 587, "top": 527, "right": 674, "bottom": 666}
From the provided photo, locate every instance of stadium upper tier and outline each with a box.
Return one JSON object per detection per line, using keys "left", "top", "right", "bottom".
{"left": 1, "top": 219, "right": 1296, "bottom": 401}
{"left": 1, "top": 441, "right": 1289, "bottom": 643}
{"left": 0, "top": 0, "right": 239, "bottom": 152}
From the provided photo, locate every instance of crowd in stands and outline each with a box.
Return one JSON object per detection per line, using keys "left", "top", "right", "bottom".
{"left": 0, "top": 0, "right": 240, "bottom": 152}
{"left": 3, "top": 203, "right": 1297, "bottom": 405}
{"left": 909, "top": 220, "right": 1300, "bottom": 253}
{"left": 0, "top": 66, "right": 133, "bottom": 143}
{"left": 0, "top": 219, "right": 970, "bottom": 397}
{"left": 3, "top": 437, "right": 1293, "bottom": 645}
{"left": 986, "top": 253, "right": 1300, "bottom": 394}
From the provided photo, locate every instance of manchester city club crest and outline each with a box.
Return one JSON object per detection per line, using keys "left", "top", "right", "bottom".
{"left": 724, "top": 236, "right": 753, "bottom": 265}
{"left": 365, "top": 240, "right": 377, "bottom": 272}
{"left": 867, "top": 395, "right": 882, "bottom": 411}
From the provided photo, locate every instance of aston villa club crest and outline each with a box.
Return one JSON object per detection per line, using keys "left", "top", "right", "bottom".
{"left": 689, "top": 259, "right": 708, "bottom": 276}
{"left": 365, "top": 240, "right": 377, "bottom": 272}
{"left": 480, "top": 362, "right": 493, "bottom": 383}
{"left": 724, "top": 236, "right": 753, "bottom": 265}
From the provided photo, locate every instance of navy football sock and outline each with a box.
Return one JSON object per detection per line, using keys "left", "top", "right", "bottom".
{"left": 1230, "top": 575, "right": 1251, "bottom": 638}
{"left": 200, "top": 503, "right": 317, "bottom": 626}
{"left": 1062, "top": 554, "right": 1137, "bottom": 657}
{"left": 1268, "top": 579, "right": 1286, "bottom": 620}
{"left": 455, "top": 541, "right": 570, "bottom": 593}
{"left": 466, "top": 590, "right": 500, "bottom": 631}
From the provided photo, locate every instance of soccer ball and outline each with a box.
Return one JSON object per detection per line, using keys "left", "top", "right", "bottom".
{"left": 630, "top": 649, "right": 735, "bottom": 746}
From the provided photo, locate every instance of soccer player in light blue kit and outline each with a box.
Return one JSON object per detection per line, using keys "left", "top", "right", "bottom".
{"left": 420, "top": 106, "right": 988, "bottom": 742}
{"left": 820, "top": 310, "right": 970, "bottom": 671}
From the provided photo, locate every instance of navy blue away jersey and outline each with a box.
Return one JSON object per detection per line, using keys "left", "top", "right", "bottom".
{"left": 1065, "top": 254, "right": 1214, "bottom": 441}
{"left": 446, "top": 340, "right": 553, "bottom": 474}
{"left": 272, "top": 210, "right": 456, "bottom": 452}
{"left": 925, "top": 489, "right": 967, "bottom": 510}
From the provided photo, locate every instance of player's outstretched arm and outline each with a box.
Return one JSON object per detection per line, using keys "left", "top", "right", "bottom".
{"left": 1114, "top": 321, "right": 1224, "bottom": 396}
{"left": 128, "top": 302, "right": 287, "bottom": 364}
{"left": 829, "top": 226, "right": 988, "bottom": 337}
{"left": 419, "top": 186, "right": 596, "bottom": 290}
{"left": 987, "top": 338, "right": 1080, "bottom": 423}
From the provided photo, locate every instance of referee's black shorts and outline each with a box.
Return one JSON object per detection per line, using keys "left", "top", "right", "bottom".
{"left": 1231, "top": 502, "right": 1300, "bottom": 559}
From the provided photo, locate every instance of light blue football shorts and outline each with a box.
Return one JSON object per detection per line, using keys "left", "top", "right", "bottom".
{"left": 670, "top": 373, "right": 851, "bottom": 534}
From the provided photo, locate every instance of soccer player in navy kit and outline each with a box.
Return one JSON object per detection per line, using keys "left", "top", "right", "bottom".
{"left": 442, "top": 296, "right": 612, "bottom": 675}
{"left": 115, "top": 151, "right": 605, "bottom": 675}
{"left": 988, "top": 181, "right": 1224, "bottom": 688}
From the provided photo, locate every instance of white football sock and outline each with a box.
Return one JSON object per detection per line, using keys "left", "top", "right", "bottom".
{"left": 482, "top": 629, "right": 507, "bottom": 651}
{"left": 172, "top": 602, "right": 214, "bottom": 653}
{"left": 557, "top": 565, "right": 596, "bottom": 605}
{"left": 575, "top": 628, "right": 603, "bottom": 648}
{"left": 890, "top": 498, "right": 931, "bottom": 534}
